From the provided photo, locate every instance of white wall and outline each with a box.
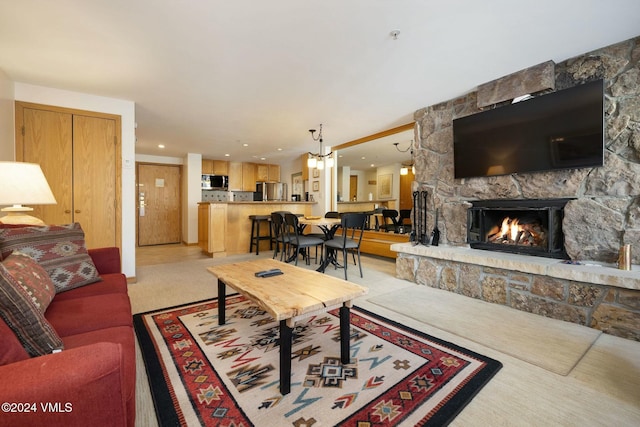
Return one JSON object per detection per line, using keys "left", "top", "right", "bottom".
{"left": 15, "top": 83, "right": 137, "bottom": 278}
{"left": 0, "top": 69, "right": 14, "bottom": 161}
{"left": 184, "top": 153, "right": 201, "bottom": 244}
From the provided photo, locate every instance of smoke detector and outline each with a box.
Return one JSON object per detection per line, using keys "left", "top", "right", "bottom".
{"left": 390, "top": 30, "right": 400, "bottom": 40}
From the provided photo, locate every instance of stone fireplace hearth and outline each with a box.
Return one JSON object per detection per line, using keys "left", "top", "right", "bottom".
{"left": 394, "top": 36, "right": 640, "bottom": 341}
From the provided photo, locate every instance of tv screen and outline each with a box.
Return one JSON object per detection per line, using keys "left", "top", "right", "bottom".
{"left": 453, "top": 79, "right": 604, "bottom": 179}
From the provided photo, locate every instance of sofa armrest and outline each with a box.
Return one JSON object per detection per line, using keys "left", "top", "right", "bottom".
{"left": 0, "top": 342, "right": 128, "bottom": 427}
{"left": 88, "top": 247, "right": 121, "bottom": 274}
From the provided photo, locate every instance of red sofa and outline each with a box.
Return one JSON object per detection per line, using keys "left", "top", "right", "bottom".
{"left": 0, "top": 247, "right": 135, "bottom": 427}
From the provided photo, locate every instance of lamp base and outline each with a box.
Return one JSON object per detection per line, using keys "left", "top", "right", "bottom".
{"left": 0, "top": 206, "right": 45, "bottom": 225}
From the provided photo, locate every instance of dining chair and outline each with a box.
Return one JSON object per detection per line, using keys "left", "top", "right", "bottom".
{"left": 381, "top": 209, "right": 400, "bottom": 233}
{"left": 399, "top": 209, "right": 412, "bottom": 232}
{"left": 322, "top": 213, "right": 367, "bottom": 280}
{"left": 270, "top": 212, "right": 290, "bottom": 261}
{"left": 283, "top": 213, "right": 324, "bottom": 265}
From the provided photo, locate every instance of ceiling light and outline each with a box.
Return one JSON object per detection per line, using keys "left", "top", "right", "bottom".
{"left": 224, "top": 153, "right": 230, "bottom": 157}
{"left": 307, "top": 123, "right": 333, "bottom": 169}
{"left": 394, "top": 140, "right": 415, "bottom": 175}
{"left": 390, "top": 30, "right": 400, "bottom": 40}
{"left": 243, "top": 143, "right": 249, "bottom": 147}
{"left": 158, "top": 144, "right": 165, "bottom": 149}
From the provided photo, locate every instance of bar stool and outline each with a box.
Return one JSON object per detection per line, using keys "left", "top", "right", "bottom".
{"left": 249, "top": 215, "right": 272, "bottom": 255}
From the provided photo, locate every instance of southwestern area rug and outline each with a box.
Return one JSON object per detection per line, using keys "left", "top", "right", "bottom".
{"left": 134, "top": 296, "right": 502, "bottom": 426}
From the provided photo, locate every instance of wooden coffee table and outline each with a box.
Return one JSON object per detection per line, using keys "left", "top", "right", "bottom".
{"left": 207, "top": 258, "right": 368, "bottom": 395}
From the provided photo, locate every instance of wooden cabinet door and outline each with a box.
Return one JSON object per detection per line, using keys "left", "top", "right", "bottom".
{"left": 242, "top": 162, "right": 256, "bottom": 191}
{"left": 268, "top": 164, "right": 281, "bottom": 181}
{"left": 228, "top": 162, "right": 243, "bottom": 191}
{"left": 256, "top": 164, "right": 269, "bottom": 182}
{"left": 73, "top": 115, "right": 117, "bottom": 248}
{"left": 212, "top": 160, "right": 229, "bottom": 175}
{"left": 20, "top": 107, "right": 74, "bottom": 225}
{"left": 202, "top": 159, "right": 214, "bottom": 174}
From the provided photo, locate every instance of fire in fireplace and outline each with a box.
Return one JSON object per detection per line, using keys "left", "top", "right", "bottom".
{"left": 467, "top": 199, "right": 571, "bottom": 259}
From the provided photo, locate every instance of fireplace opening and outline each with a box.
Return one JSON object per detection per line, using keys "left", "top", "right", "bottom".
{"left": 467, "top": 199, "right": 571, "bottom": 259}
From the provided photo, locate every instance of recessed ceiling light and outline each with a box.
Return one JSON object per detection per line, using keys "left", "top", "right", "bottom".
{"left": 361, "top": 156, "right": 366, "bottom": 160}
{"left": 158, "top": 144, "right": 165, "bottom": 149}
{"left": 370, "top": 163, "right": 375, "bottom": 167}
{"left": 260, "top": 157, "right": 266, "bottom": 160}
{"left": 277, "top": 148, "right": 283, "bottom": 151}
{"left": 243, "top": 143, "right": 249, "bottom": 147}
{"left": 224, "top": 153, "right": 230, "bottom": 157}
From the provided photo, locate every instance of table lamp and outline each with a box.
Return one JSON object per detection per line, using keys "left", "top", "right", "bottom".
{"left": 0, "top": 161, "right": 57, "bottom": 225}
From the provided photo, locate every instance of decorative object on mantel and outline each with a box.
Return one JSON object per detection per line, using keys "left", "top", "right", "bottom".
{"left": 618, "top": 244, "right": 632, "bottom": 270}
{"left": 0, "top": 162, "right": 57, "bottom": 225}
{"left": 393, "top": 139, "right": 415, "bottom": 175}
{"left": 411, "top": 190, "right": 429, "bottom": 246}
{"left": 307, "top": 123, "right": 334, "bottom": 170}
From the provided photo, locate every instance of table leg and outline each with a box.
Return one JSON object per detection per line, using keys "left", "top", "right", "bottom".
{"left": 218, "top": 279, "right": 226, "bottom": 325}
{"left": 340, "top": 304, "right": 350, "bottom": 364}
{"left": 280, "top": 320, "right": 292, "bottom": 395}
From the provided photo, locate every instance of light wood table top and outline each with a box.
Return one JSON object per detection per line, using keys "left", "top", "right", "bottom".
{"left": 298, "top": 217, "right": 341, "bottom": 227}
{"left": 207, "top": 258, "right": 367, "bottom": 325}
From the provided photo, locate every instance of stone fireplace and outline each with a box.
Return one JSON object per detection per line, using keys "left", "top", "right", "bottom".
{"left": 392, "top": 36, "right": 640, "bottom": 341}
{"left": 467, "top": 198, "right": 569, "bottom": 259}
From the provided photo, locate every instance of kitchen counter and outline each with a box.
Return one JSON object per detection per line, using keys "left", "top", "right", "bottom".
{"left": 198, "top": 201, "right": 313, "bottom": 257}
{"left": 337, "top": 199, "right": 396, "bottom": 212}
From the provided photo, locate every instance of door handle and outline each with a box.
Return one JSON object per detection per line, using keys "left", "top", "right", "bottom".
{"left": 65, "top": 210, "right": 71, "bottom": 214}
{"left": 75, "top": 210, "right": 81, "bottom": 213}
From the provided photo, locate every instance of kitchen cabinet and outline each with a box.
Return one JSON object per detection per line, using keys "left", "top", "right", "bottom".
{"left": 15, "top": 101, "right": 120, "bottom": 250}
{"left": 228, "top": 162, "right": 243, "bottom": 191}
{"left": 256, "top": 164, "right": 269, "bottom": 182}
{"left": 198, "top": 202, "right": 227, "bottom": 255}
{"left": 202, "top": 159, "right": 229, "bottom": 175}
{"left": 228, "top": 161, "right": 256, "bottom": 191}
{"left": 242, "top": 162, "right": 256, "bottom": 191}
{"left": 256, "top": 164, "right": 281, "bottom": 182}
{"left": 268, "top": 164, "right": 280, "bottom": 181}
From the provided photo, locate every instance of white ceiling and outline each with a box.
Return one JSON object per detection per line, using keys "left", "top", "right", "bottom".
{"left": 1, "top": 1, "right": 639, "bottom": 166}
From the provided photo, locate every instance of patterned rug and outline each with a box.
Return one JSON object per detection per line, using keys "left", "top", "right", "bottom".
{"left": 134, "top": 296, "right": 502, "bottom": 426}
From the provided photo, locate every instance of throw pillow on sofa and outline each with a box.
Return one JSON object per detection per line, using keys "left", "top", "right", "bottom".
{"left": 0, "top": 223, "right": 101, "bottom": 293}
{"left": 0, "top": 252, "right": 64, "bottom": 356}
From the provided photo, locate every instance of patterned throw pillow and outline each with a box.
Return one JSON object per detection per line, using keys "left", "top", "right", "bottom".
{"left": 0, "top": 223, "right": 102, "bottom": 293}
{"left": 0, "top": 252, "right": 64, "bottom": 356}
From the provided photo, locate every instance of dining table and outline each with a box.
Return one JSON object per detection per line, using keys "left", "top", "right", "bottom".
{"left": 297, "top": 216, "right": 342, "bottom": 272}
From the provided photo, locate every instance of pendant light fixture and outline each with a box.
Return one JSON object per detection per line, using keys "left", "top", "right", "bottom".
{"left": 307, "top": 124, "right": 334, "bottom": 169}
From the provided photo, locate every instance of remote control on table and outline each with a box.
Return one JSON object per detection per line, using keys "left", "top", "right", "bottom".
{"left": 255, "top": 268, "right": 283, "bottom": 278}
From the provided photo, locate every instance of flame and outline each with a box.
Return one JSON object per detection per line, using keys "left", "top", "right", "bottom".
{"left": 500, "top": 217, "right": 521, "bottom": 241}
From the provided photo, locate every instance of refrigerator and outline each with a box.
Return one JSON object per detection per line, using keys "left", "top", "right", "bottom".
{"left": 256, "top": 182, "right": 288, "bottom": 201}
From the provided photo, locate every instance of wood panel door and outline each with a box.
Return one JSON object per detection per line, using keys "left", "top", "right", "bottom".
{"left": 73, "top": 115, "right": 118, "bottom": 248}
{"left": 20, "top": 107, "right": 74, "bottom": 225}
{"left": 17, "top": 105, "right": 118, "bottom": 249}
{"left": 137, "top": 164, "right": 181, "bottom": 246}
{"left": 399, "top": 170, "right": 415, "bottom": 210}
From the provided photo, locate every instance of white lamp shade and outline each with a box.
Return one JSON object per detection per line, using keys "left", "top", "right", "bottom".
{"left": 0, "top": 162, "right": 57, "bottom": 206}
{"left": 307, "top": 156, "right": 317, "bottom": 168}
{"left": 316, "top": 160, "right": 324, "bottom": 170}
{"left": 400, "top": 166, "right": 408, "bottom": 175}
{"left": 326, "top": 157, "right": 335, "bottom": 168}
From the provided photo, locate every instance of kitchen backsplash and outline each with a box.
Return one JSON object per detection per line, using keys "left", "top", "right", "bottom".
{"left": 201, "top": 190, "right": 254, "bottom": 202}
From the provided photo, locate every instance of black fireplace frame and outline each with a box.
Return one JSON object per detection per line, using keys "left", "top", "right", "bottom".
{"left": 467, "top": 198, "right": 572, "bottom": 259}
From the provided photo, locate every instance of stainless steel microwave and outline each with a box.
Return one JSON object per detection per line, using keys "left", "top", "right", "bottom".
{"left": 202, "top": 174, "right": 228, "bottom": 190}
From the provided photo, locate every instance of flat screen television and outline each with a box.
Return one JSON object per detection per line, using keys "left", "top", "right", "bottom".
{"left": 453, "top": 79, "right": 604, "bottom": 179}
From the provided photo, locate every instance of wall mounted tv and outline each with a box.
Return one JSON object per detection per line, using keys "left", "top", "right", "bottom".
{"left": 453, "top": 79, "right": 604, "bottom": 179}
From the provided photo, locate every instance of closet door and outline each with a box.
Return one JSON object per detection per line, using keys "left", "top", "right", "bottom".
{"left": 20, "top": 107, "right": 74, "bottom": 225}
{"left": 15, "top": 102, "right": 120, "bottom": 250}
{"left": 73, "top": 115, "right": 117, "bottom": 249}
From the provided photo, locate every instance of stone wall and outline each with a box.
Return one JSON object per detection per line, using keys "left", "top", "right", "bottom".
{"left": 412, "top": 36, "right": 640, "bottom": 264}
{"left": 395, "top": 255, "right": 640, "bottom": 341}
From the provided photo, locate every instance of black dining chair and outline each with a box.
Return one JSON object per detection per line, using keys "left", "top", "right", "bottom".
{"left": 399, "top": 209, "right": 412, "bottom": 233}
{"left": 322, "top": 213, "right": 367, "bottom": 280}
{"left": 381, "top": 209, "right": 400, "bottom": 233}
{"left": 270, "top": 212, "right": 290, "bottom": 261}
{"left": 283, "top": 213, "right": 324, "bottom": 265}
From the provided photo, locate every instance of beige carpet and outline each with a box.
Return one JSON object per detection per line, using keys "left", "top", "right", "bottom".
{"left": 367, "top": 286, "right": 602, "bottom": 376}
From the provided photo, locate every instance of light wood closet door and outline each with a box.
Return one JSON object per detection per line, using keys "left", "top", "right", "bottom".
{"left": 21, "top": 108, "right": 74, "bottom": 225}
{"left": 17, "top": 103, "right": 119, "bottom": 250}
{"left": 73, "top": 115, "right": 117, "bottom": 248}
